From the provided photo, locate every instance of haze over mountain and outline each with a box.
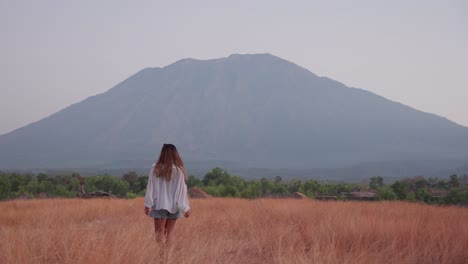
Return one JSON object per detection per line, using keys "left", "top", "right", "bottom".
{"left": 1, "top": 54, "right": 467, "bottom": 177}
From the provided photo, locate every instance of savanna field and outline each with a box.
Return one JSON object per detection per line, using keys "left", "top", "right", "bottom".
{"left": 1, "top": 198, "right": 467, "bottom": 264}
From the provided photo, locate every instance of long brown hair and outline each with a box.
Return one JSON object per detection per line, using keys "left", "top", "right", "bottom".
{"left": 154, "top": 144, "right": 187, "bottom": 181}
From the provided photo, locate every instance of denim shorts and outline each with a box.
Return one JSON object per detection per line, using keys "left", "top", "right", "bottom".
{"left": 149, "top": 209, "right": 183, "bottom": 219}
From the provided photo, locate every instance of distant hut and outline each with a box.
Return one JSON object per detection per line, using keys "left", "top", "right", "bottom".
{"left": 315, "top": 195, "right": 338, "bottom": 201}
{"left": 430, "top": 189, "right": 449, "bottom": 199}
{"left": 80, "top": 191, "right": 116, "bottom": 199}
{"left": 291, "top": 192, "right": 309, "bottom": 199}
{"left": 188, "top": 187, "right": 211, "bottom": 198}
{"left": 347, "top": 191, "right": 376, "bottom": 201}
{"left": 429, "top": 189, "right": 449, "bottom": 203}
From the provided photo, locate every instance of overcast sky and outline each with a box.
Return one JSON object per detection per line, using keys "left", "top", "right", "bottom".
{"left": 1, "top": 0, "right": 467, "bottom": 135}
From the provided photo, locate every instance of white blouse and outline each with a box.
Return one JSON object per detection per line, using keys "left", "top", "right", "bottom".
{"left": 144, "top": 164, "right": 190, "bottom": 213}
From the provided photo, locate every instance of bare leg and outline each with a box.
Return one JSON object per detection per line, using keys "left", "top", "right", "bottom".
{"left": 164, "top": 219, "right": 177, "bottom": 243}
{"left": 153, "top": 218, "right": 166, "bottom": 242}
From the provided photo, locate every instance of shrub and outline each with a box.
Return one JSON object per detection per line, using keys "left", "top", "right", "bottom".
{"left": 376, "top": 186, "right": 397, "bottom": 201}
{"left": 125, "top": 192, "right": 138, "bottom": 199}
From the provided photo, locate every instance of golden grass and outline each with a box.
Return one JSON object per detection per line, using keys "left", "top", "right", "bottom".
{"left": 1, "top": 198, "right": 467, "bottom": 264}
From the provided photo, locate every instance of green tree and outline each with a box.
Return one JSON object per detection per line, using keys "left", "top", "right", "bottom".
{"left": 241, "top": 181, "right": 261, "bottom": 198}
{"left": 271, "top": 183, "right": 288, "bottom": 196}
{"left": 449, "top": 174, "right": 460, "bottom": 188}
{"left": 412, "top": 176, "right": 429, "bottom": 191}
{"left": 229, "top": 176, "right": 246, "bottom": 192}
{"left": 41, "top": 180, "right": 55, "bottom": 195}
{"left": 289, "top": 179, "right": 303, "bottom": 193}
{"left": 55, "top": 185, "right": 74, "bottom": 198}
{"left": 460, "top": 175, "right": 468, "bottom": 188}
{"left": 223, "top": 185, "right": 240, "bottom": 197}
{"left": 68, "top": 176, "right": 80, "bottom": 194}
{"left": 0, "top": 174, "right": 11, "bottom": 199}
{"left": 37, "top": 173, "right": 49, "bottom": 183}
{"left": 391, "top": 181, "right": 406, "bottom": 200}
{"left": 319, "top": 184, "right": 339, "bottom": 196}
{"left": 446, "top": 189, "right": 468, "bottom": 205}
{"left": 427, "top": 177, "right": 439, "bottom": 188}
{"left": 274, "top": 176, "right": 283, "bottom": 184}
{"left": 400, "top": 176, "right": 429, "bottom": 192}
{"left": 202, "top": 186, "right": 221, "bottom": 197}
{"left": 406, "top": 192, "right": 416, "bottom": 202}
{"left": 415, "top": 188, "right": 432, "bottom": 203}
{"left": 260, "top": 178, "right": 273, "bottom": 195}
{"left": 9, "top": 173, "right": 33, "bottom": 193}
{"left": 376, "top": 186, "right": 397, "bottom": 200}
{"left": 123, "top": 171, "right": 138, "bottom": 190}
{"left": 369, "top": 176, "right": 384, "bottom": 190}
{"left": 134, "top": 176, "right": 148, "bottom": 194}
{"left": 111, "top": 180, "right": 130, "bottom": 197}
{"left": 303, "top": 180, "right": 320, "bottom": 197}
{"left": 336, "top": 183, "right": 353, "bottom": 194}
{"left": 26, "top": 179, "right": 42, "bottom": 195}
{"left": 436, "top": 180, "right": 449, "bottom": 190}
{"left": 187, "top": 175, "right": 202, "bottom": 188}
{"left": 87, "top": 175, "right": 129, "bottom": 197}
{"left": 202, "top": 167, "right": 230, "bottom": 186}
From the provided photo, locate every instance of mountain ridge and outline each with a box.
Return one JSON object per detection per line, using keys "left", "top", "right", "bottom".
{"left": 1, "top": 53, "right": 467, "bottom": 175}
{"left": 3, "top": 53, "right": 466, "bottom": 137}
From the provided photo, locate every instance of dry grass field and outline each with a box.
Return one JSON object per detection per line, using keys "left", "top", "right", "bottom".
{"left": 1, "top": 198, "right": 467, "bottom": 264}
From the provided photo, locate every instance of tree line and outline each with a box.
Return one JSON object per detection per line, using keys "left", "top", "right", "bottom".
{"left": 1, "top": 168, "right": 467, "bottom": 205}
{"left": 0, "top": 172, "right": 147, "bottom": 199}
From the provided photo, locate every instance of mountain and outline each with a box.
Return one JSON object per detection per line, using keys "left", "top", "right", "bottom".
{"left": 1, "top": 53, "right": 468, "bottom": 176}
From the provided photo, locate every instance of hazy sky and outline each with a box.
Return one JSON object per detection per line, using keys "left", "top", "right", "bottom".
{"left": 1, "top": 0, "right": 467, "bottom": 135}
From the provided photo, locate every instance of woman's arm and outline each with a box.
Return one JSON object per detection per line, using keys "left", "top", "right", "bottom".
{"left": 144, "top": 166, "right": 155, "bottom": 210}
{"left": 174, "top": 168, "right": 190, "bottom": 214}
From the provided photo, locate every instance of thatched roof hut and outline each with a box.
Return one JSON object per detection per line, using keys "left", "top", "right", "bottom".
{"left": 188, "top": 187, "right": 211, "bottom": 198}
{"left": 347, "top": 191, "right": 376, "bottom": 200}
{"left": 80, "top": 191, "right": 116, "bottom": 199}
{"left": 291, "top": 192, "right": 309, "bottom": 199}
{"left": 315, "top": 196, "right": 338, "bottom": 201}
{"left": 430, "top": 189, "right": 449, "bottom": 198}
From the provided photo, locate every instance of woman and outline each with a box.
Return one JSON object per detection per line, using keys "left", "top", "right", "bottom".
{"left": 144, "top": 144, "right": 190, "bottom": 243}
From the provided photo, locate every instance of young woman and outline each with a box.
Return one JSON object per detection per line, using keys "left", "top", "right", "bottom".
{"left": 144, "top": 144, "right": 190, "bottom": 243}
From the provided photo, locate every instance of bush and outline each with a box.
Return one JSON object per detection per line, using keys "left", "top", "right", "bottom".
{"left": 55, "top": 185, "right": 75, "bottom": 198}
{"left": 223, "top": 185, "right": 240, "bottom": 197}
{"left": 376, "top": 186, "right": 397, "bottom": 201}
{"left": 87, "top": 175, "right": 129, "bottom": 197}
{"left": 415, "top": 188, "right": 432, "bottom": 203}
{"left": 446, "top": 189, "right": 468, "bottom": 205}
{"left": 125, "top": 192, "right": 138, "bottom": 199}
{"left": 0, "top": 174, "right": 12, "bottom": 199}
{"left": 406, "top": 192, "right": 416, "bottom": 202}
{"left": 187, "top": 175, "right": 202, "bottom": 188}
{"left": 240, "top": 184, "right": 262, "bottom": 199}
{"left": 391, "top": 181, "right": 406, "bottom": 200}
{"left": 202, "top": 186, "right": 221, "bottom": 197}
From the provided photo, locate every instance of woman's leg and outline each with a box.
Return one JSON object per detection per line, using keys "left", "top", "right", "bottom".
{"left": 153, "top": 218, "right": 166, "bottom": 242}
{"left": 164, "top": 219, "right": 177, "bottom": 243}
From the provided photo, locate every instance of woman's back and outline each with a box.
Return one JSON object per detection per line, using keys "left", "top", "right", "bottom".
{"left": 144, "top": 164, "right": 190, "bottom": 214}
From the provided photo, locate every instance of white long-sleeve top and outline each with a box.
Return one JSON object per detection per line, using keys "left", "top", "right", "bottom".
{"left": 144, "top": 164, "right": 190, "bottom": 213}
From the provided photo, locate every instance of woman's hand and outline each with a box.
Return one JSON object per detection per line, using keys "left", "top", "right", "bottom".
{"left": 144, "top": 207, "right": 150, "bottom": 216}
{"left": 184, "top": 210, "right": 190, "bottom": 218}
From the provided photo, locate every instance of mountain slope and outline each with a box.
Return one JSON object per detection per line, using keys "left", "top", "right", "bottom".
{"left": 1, "top": 53, "right": 468, "bottom": 170}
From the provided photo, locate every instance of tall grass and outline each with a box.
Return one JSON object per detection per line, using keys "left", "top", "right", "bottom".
{"left": 1, "top": 198, "right": 467, "bottom": 263}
